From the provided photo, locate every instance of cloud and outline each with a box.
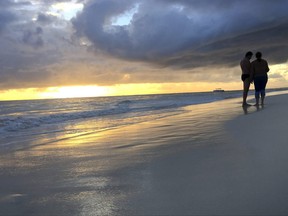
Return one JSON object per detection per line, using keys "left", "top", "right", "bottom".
{"left": 36, "top": 13, "right": 55, "bottom": 25}
{"left": 0, "top": 1, "right": 35, "bottom": 33}
{"left": 0, "top": 0, "right": 288, "bottom": 91}
{"left": 22, "top": 27, "right": 44, "bottom": 48}
{"left": 0, "top": 1, "right": 74, "bottom": 89}
{"left": 0, "top": 5, "right": 17, "bottom": 32}
{"left": 73, "top": 0, "right": 288, "bottom": 68}
{"left": 0, "top": 0, "right": 31, "bottom": 7}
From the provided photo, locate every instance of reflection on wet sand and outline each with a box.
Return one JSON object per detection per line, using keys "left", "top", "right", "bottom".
{"left": 0, "top": 94, "right": 280, "bottom": 215}
{"left": 242, "top": 104, "right": 264, "bottom": 114}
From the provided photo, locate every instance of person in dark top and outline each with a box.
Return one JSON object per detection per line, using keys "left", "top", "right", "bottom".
{"left": 240, "top": 51, "right": 253, "bottom": 106}
{"left": 251, "top": 52, "right": 270, "bottom": 106}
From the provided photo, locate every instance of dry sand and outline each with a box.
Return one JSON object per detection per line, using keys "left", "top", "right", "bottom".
{"left": 1, "top": 92, "right": 288, "bottom": 215}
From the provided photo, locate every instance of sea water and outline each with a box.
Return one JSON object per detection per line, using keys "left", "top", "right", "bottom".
{"left": 0, "top": 89, "right": 277, "bottom": 149}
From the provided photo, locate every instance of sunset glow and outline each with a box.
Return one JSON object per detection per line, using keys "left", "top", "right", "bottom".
{"left": 39, "top": 86, "right": 111, "bottom": 99}
{"left": 49, "top": 2, "right": 84, "bottom": 20}
{"left": 0, "top": 0, "right": 287, "bottom": 101}
{"left": 2, "top": 1, "right": 288, "bottom": 215}
{"left": 0, "top": 82, "right": 246, "bottom": 101}
{"left": 0, "top": 62, "right": 287, "bottom": 101}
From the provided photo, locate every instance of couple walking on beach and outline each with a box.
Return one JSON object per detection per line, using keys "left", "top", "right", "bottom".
{"left": 240, "top": 51, "right": 270, "bottom": 107}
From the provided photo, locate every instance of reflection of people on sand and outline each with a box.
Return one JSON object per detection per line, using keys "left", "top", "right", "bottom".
{"left": 242, "top": 101, "right": 264, "bottom": 115}
{"left": 242, "top": 105, "right": 249, "bottom": 114}
{"left": 251, "top": 52, "right": 270, "bottom": 106}
{"left": 240, "top": 51, "right": 253, "bottom": 107}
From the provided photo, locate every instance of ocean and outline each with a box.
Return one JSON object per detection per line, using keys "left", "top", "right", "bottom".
{"left": 0, "top": 89, "right": 281, "bottom": 150}
{"left": 1, "top": 89, "right": 288, "bottom": 215}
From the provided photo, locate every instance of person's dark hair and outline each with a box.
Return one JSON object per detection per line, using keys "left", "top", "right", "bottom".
{"left": 245, "top": 51, "right": 253, "bottom": 57}
{"left": 256, "top": 52, "right": 262, "bottom": 59}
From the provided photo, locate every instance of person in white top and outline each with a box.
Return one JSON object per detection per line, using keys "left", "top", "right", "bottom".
{"left": 240, "top": 51, "right": 253, "bottom": 107}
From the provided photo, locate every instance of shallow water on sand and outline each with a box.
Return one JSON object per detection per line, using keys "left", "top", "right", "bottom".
{"left": 0, "top": 90, "right": 249, "bottom": 152}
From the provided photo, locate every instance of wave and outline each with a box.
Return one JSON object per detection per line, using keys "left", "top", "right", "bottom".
{"left": 0, "top": 100, "right": 171, "bottom": 132}
{"left": 0, "top": 92, "right": 243, "bottom": 133}
{"left": 0, "top": 106, "right": 129, "bottom": 133}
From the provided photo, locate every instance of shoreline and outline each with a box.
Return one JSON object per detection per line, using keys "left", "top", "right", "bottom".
{"left": 1, "top": 91, "right": 288, "bottom": 215}
{"left": 122, "top": 92, "right": 288, "bottom": 215}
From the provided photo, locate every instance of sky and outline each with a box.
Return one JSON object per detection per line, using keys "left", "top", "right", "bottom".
{"left": 0, "top": 0, "right": 288, "bottom": 100}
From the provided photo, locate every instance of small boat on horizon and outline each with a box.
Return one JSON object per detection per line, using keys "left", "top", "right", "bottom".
{"left": 213, "top": 88, "right": 225, "bottom": 92}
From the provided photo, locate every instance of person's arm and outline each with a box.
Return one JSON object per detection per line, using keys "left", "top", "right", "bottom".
{"left": 250, "top": 62, "right": 254, "bottom": 83}
{"left": 240, "top": 60, "right": 246, "bottom": 73}
{"left": 265, "top": 60, "right": 270, "bottom": 73}
{"left": 241, "top": 59, "right": 250, "bottom": 74}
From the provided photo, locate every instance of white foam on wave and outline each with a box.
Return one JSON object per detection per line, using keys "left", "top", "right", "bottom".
{"left": 0, "top": 91, "right": 243, "bottom": 134}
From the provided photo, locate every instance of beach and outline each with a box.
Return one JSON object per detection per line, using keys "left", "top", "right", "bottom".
{"left": 1, "top": 91, "right": 288, "bottom": 215}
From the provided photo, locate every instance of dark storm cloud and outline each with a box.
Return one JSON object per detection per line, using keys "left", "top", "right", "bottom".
{"left": 0, "top": 0, "right": 287, "bottom": 91}
{"left": 163, "top": 21, "right": 288, "bottom": 69}
{"left": 0, "top": 0, "right": 34, "bottom": 33}
{"left": 36, "top": 13, "right": 55, "bottom": 25}
{"left": 74, "top": 0, "right": 288, "bottom": 68}
{"left": 22, "top": 27, "right": 44, "bottom": 48}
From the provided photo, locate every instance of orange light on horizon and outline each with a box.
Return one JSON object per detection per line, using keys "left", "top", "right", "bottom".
{"left": 39, "top": 86, "right": 111, "bottom": 99}
{"left": 0, "top": 83, "right": 242, "bottom": 101}
{"left": 3, "top": 80, "right": 280, "bottom": 101}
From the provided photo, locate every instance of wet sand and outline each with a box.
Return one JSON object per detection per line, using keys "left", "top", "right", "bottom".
{"left": 1, "top": 92, "right": 288, "bottom": 215}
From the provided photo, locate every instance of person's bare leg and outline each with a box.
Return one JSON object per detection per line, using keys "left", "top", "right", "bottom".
{"left": 242, "top": 79, "right": 250, "bottom": 106}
